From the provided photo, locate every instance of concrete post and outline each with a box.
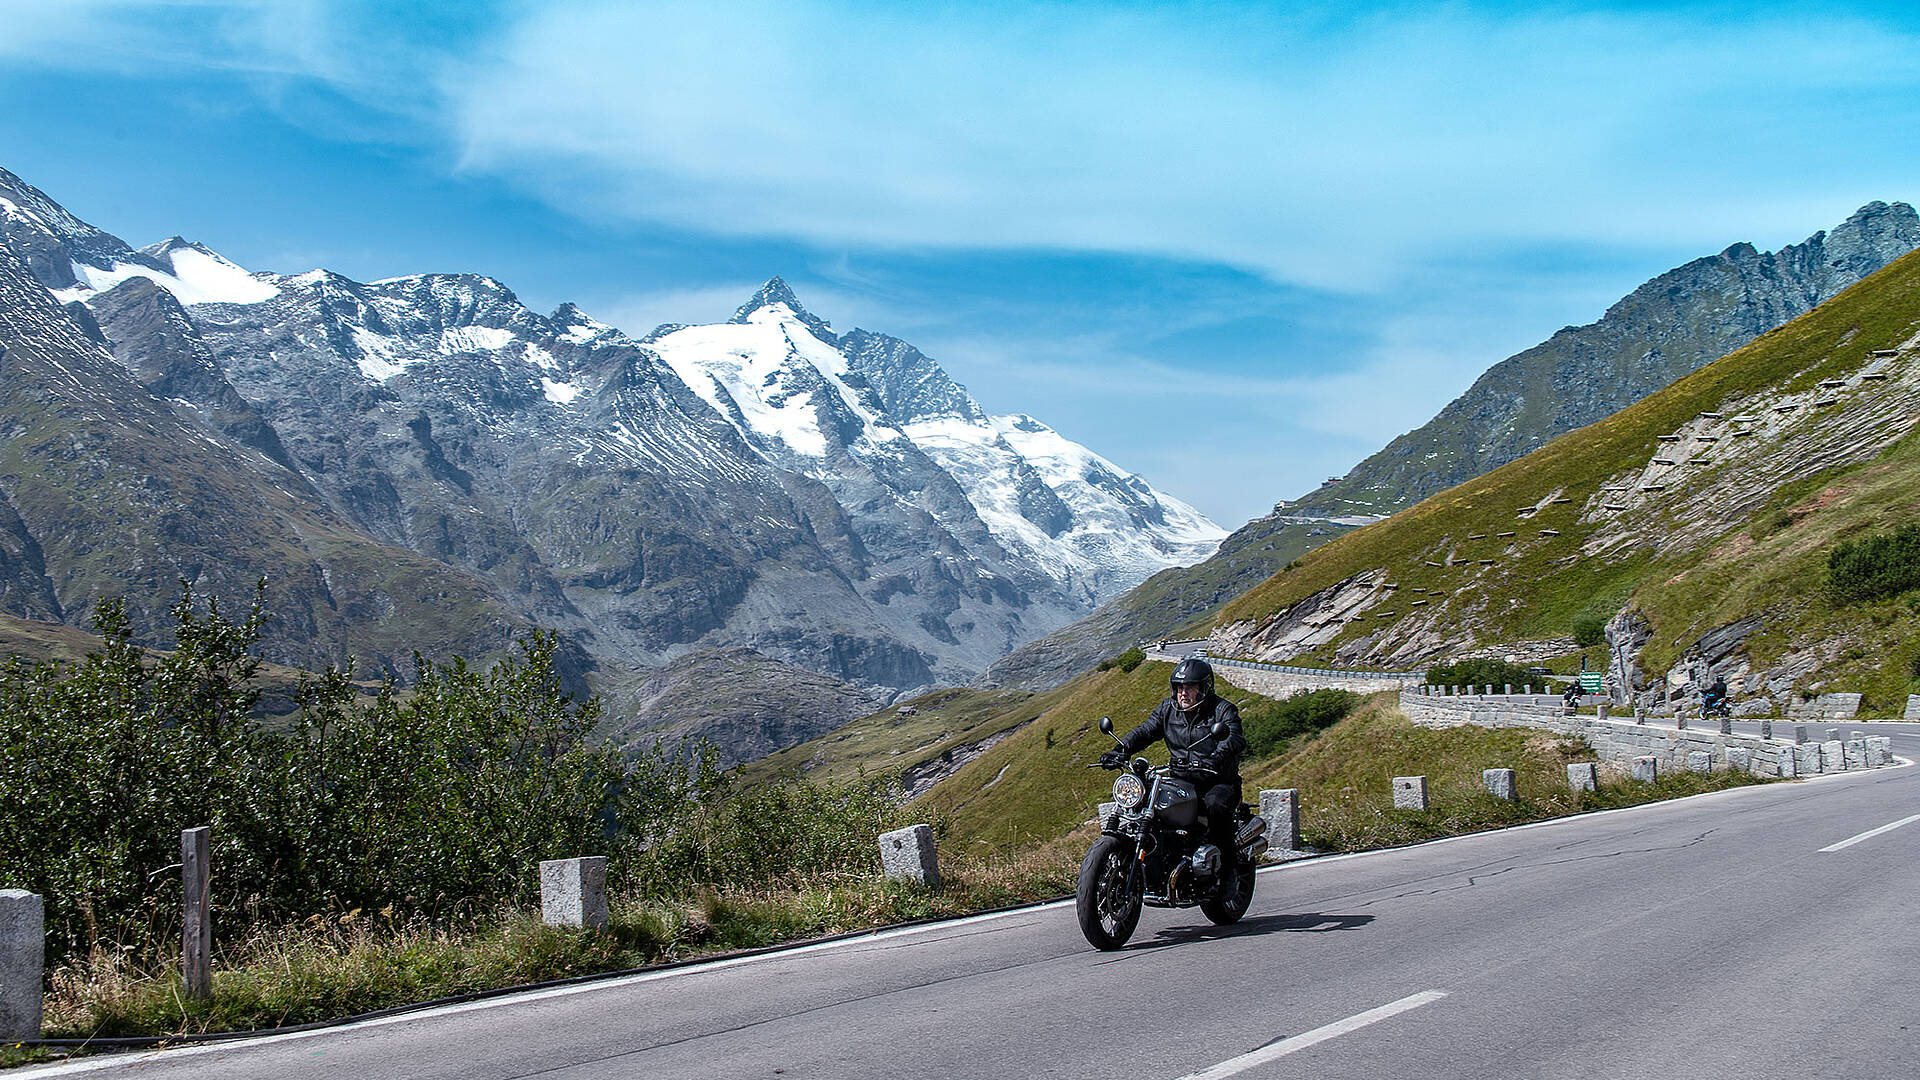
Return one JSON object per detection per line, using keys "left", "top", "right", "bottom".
{"left": 1907, "top": 694, "right": 1920, "bottom": 721}
{"left": 1504, "top": 684, "right": 1513, "bottom": 696}
{"left": 1566, "top": 762, "right": 1598, "bottom": 792}
{"left": 182, "top": 826, "right": 212, "bottom": 1000}
{"left": 1760, "top": 720, "right": 1772, "bottom": 739}
{"left": 1686, "top": 751, "right": 1712, "bottom": 773}
{"left": 1483, "top": 685, "right": 1493, "bottom": 697}
{"left": 1596, "top": 703, "right": 1609, "bottom": 720}
{"left": 1524, "top": 684, "right": 1533, "bottom": 695}
{"left": 1631, "top": 756, "right": 1659, "bottom": 783}
{"left": 1482, "top": 768, "right": 1517, "bottom": 800}
{"left": 1821, "top": 740, "right": 1845, "bottom": 772}
{"left": 1793, "top": 725, "right": 1809, "bottom": 744}
{"left": 1635, "top": 709, "right": 1646, "bottom": 725}
{"left": 1844, "top": 739, "right": 1866, "bottom": 770}
{"left": 1392, "top": 776, "right": 1429, "bottom": 811}
{"left": 0, "top": 890, "right": 41, "bottom": 1040}
{"left": 539, "top": 856, "right": 609, "bottom": 930}
{"left": 1825, "top": 727, "right": 1841, "bottom": 743}
{"left": 879, "top": 824, "right": 939, "bottom": 887}
{"left": 1675, "top": 713, "right": 1688, "bottom": 730}
{"left": 1258, "top": 789, "right": 1303, "bottom": 855}
{"left": 1719, "top": 716, "right": 1733, "bottom": 736}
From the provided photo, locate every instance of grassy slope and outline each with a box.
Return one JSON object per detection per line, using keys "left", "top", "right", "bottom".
{"left": 739, "top": 686, "right": 1047, "bottom": 787}
{"left": 1205, "top": 247, "right": 1920, "bottom": 706}
{"left": 979, "top": 519, "right": 1348, "bottom": 689}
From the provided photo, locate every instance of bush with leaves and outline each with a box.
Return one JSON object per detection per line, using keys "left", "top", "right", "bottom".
{"left": 0, "top": 585, "right": 920, "bottom": 968}
{"left": 1424, "top": 657, "right": 1537, "bottom": 691}
{"left": 1240, "top": 688, "right": 1360, "bottom": 757}
{"left": 1825, "top": 523, "right": 1920, "bottom": 605}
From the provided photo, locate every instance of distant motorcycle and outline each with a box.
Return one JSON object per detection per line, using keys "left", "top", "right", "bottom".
{"left": 1076, "top": 716, "right": 1268, "bottom": 950}
{"left": 1703, "top": 694, "right": 1732, "bottom": 719}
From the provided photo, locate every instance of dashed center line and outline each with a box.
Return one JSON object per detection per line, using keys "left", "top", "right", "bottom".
{"left": 1174, "top": 990, "right": 1449, "bottom": 1079}
{"left": 1819, "top": 813, "right": 1920, "bottom": 852}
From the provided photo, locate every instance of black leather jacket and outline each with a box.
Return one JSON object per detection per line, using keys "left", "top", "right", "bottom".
{"left": 1117, "top": 694, "right": 1246, "bottom": 780}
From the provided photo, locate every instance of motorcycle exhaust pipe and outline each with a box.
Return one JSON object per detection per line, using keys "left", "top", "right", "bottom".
{"left": 1241, "top": 837, "right": 1270, "bottom": 862}
{"left": 1235, "top": 816, "right": 1268, "bottom": 847}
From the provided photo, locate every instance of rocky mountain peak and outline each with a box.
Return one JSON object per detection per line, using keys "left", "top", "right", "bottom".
{"left": 730, "top": 277, "right": 836, "bottom": 343}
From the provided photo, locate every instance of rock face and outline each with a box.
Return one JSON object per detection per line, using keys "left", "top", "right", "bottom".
{"left": 0, "top": 164, "right": 1222, "bottom": 752}
{"left": 1290, "top": 202, "right": 1920, "bottom": 518}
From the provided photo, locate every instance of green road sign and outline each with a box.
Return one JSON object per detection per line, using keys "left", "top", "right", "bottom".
{"left": 1578, "top": 672, "right": 1603, "bottom": 692}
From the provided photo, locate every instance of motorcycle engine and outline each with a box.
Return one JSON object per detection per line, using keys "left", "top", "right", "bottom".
{"left": 1189, "top": 844, "right": 1221, "bottom": 880}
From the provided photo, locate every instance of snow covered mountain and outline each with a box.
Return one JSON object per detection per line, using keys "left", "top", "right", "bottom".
{"left": 0, "top": 164, "right": 1221, "bottom": 749}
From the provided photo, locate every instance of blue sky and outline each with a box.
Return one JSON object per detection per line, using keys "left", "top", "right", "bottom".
{"left": 4, "top": 1, "right": 1918, "bottom": 526}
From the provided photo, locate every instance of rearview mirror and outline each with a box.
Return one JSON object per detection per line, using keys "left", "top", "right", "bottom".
{"left": 1099, "top": 716, "right": 1113, "bottom": 734}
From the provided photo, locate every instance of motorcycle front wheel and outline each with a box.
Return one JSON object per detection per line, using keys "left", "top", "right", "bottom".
{"left": 1076, "top": 835, "right": 1142, "bottom": 950}
{"left": 1201, "top": 861, "right": 1255, "bottom": 925}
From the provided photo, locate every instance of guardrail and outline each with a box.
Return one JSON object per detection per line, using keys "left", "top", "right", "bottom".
{"left": 1201, "top": 653, "right": 1426, "bottom": 681}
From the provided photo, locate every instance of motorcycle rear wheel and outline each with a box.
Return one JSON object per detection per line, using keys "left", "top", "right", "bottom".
{"left": 1077, "top": 836, "right": 1142, "bottom": 950}
{"left": 1201, "top": 861, "right": 1255, "bottom": 925}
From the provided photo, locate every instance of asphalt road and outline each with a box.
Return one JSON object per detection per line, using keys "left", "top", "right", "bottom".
{"left": 26, "top": 753, "right": 1920, "bottom": 1080}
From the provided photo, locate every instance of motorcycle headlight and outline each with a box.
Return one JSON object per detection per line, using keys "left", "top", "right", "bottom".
{"left": 1112, "top": 772, "right": 1147, "bottom": 810}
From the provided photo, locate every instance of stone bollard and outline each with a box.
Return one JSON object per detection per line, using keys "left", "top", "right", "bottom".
{"left": 1826, "top": 727, "right": 1841, "bottom": 743}
{"left": 1635, "top": 709, "right": 1646, "bottom": 725}
{"left": 1760, "top": 720, "right": 1773, "bottom": 739}
{"left": 1675, "top": 713, "right": 1688, "bottom": 731}
{"left": 1392, "top": 776, "right": 1429, "bottom": 811}
{"left": 1727, "top": 747, "right": 1752, "bottom": 773}
{"left": 1851, "top": 730, "right": 1865, "bottom": 741}
{"left": 1793, "top": 725, "right": 1809, "bottom": 745}
{"left": 539, "top": 856, "right": 609, "bottom": 929}
{"left": 1821, "top": 740, "right": 1845, "bottom": 772}
{"left": 1686, "top": 751, "right": 1712, "bottom": 773}
{"left": 1631, "top": 756, "right": 1659, "bottom": 783}
{"left": 1483, "top": 685, "right": 1494, "bottom": 696}
{"left": 1775, "top": 747, "right": 1799, "bottom": 778}
{"left": 879, "top": 824, "right": 939, "bottom": 887}
{"left": 1524, "top": 684, "right": 1533, "bottom": 696}
{"left": 1259, "top": 789, "right": 1303, "bottom": 855}
{"left": 1482, "top": 768, "right": 1517, "bottom": 800}
{"left": 1566, "top": 762, "right": 1597, "bottom": 792}
{"left": 1907, "top": 694, "right": 1920, "bottom": 722}
{"left": 1, "top": 890, "right": 42, "bottom": 1040}
{"left": 1844, "top": 739, "right": 1866, "bottom": 770}
{"left": 1504, "top": 684, "right": 1513, "bottom": 696}
{"left": 1719, "top": 716, "right": 1733, "bottom": 736}
{"left": 1867, "top": 736, "right": 1891, "bottom": 767}
{"left": 1596, "top": 703, "right": 1609, "bottom": 720}
{"left": 1797, "top": 743, "right": 1824, "bottom": 774}
{"left": 182, "top": 826, "right": 212, "bottom": 1000}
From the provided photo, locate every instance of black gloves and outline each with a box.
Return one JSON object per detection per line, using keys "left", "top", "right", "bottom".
{"left": 1098, "top": 749, "right": 1126, "bottom": 769}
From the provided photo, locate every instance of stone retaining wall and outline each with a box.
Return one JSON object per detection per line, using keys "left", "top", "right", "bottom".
{"left": 1398, "top": 692, "right": 1893, "bottom": 779}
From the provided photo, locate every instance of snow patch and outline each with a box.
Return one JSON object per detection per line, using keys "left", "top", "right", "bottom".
{"left": 51, "top": 248, "right": 279, "bottom": 306}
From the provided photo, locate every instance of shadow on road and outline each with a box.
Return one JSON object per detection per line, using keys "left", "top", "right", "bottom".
{"left": 1129, "top": 911, "right": 1375, "bottom": 951}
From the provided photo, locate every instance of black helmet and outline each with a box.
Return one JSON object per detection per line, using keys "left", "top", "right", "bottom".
{"left": 1170, "top": 657, "right": 1214, "bottom": 700}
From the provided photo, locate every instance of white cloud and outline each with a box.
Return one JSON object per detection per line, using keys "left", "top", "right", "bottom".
{"left": 442, "top": 1, "right": 1920, "bottom": 292}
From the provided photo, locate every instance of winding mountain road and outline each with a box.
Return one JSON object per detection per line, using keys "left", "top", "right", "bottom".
{"left": 27, "top": 737, "right": 1920, "bottom": 1080}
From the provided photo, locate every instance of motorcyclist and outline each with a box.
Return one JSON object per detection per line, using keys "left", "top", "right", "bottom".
{"left": 1099, "top": 658, "right": 1246, "bottom": 860}
{"left": 1703, "top": 675, "right": 1729, "bottom": 713}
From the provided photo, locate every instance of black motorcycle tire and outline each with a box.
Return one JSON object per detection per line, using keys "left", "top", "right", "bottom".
{"left": 1201, "top": 861, "right": 1255, "bottom": 925}
{"left": 1076, "top": 835, "right": 1142, "bottom": 950}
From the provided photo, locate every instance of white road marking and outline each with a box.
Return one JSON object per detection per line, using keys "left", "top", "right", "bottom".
{"left": 1174, "top": 990, "right": 1448, "bottom": 1080}
{"left": 1819, "top": 813, "right": 1920, "bottom": 852}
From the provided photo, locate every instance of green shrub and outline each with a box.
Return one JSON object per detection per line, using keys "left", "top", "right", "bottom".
{"left": 1104, "top": 646, "right": 1144, "bottom": 673}
{"left": 1425, "top": 657, "right": 1536, "bottom": 690}
{"left": 0, "top": 586, "right": 906, "bottom": 968}
{"left": 1241, "top": 688, "right": 1360, "bottom": 757}
{"left": 1570, "top": 614, "right": 1607, "bottom": 648}
{"left": 1825, "top": 523, "right": 1920, "bottom": 605}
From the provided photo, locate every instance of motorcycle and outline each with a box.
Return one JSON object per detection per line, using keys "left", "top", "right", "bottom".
{"left": 1703, "top": 693, "right": 1731, "bottom": 719}
{"left": 1076, "top": 715, "right": 1269, "bottom": 950}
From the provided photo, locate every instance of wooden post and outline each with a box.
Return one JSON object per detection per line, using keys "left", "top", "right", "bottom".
{"left": 182, "top": 826, "right": 212, "bottom": 1000}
